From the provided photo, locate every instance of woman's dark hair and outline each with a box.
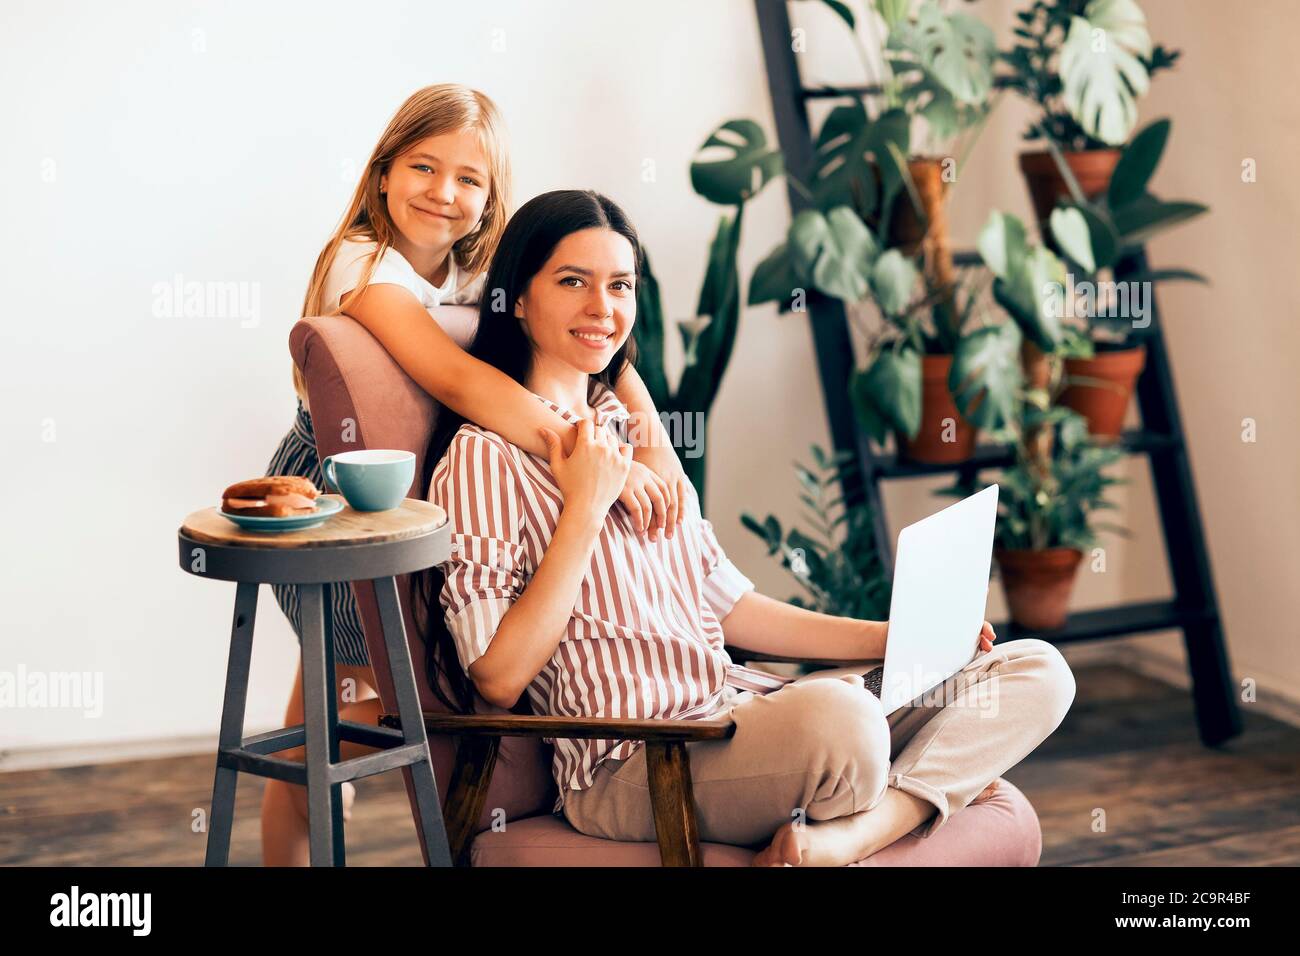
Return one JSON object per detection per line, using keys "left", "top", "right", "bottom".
{"left": 408, "top": 189, "right": 643, "bottom": 717}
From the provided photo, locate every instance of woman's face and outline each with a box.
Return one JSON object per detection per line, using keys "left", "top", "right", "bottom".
{"left": 380, "top": 129, "right": 489, "bottom": 252}
{"left": 514, "top": 227, "right": 637, "bottom": 375}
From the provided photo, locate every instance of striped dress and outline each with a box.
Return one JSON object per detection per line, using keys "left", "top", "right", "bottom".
{"left": 429, "top": 382, "right": 795, "bottom": 815}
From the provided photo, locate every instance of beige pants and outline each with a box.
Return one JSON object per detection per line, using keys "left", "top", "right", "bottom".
{"left": 562, "top": 637, "right": 1076, "bottom": 847}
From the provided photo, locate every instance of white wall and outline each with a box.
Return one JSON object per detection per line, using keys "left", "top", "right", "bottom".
{"left": 1, "top": 0, "right": 1294, "bottom": 766}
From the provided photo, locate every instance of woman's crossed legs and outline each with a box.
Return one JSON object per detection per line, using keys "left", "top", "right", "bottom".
{"left": 562, "top": 637, "right": 1076, "bottom": 866}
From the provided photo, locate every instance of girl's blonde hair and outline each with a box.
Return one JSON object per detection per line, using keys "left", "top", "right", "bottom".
{"left": 292, "top": 83, "right": 512, "bottom": 403}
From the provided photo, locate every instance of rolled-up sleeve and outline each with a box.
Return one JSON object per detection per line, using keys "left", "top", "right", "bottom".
{"left": 694, "top": 496, "right": 756, "bottom": 621}
{"left": 428, "top": 430, "right": 529, "bottom": 673}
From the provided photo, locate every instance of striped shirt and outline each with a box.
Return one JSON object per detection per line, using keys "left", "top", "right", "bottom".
{"left": 428, "top": 382, "right": 795, "bottom": 814}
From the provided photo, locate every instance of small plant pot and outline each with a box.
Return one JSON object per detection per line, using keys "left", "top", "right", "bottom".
{"left": 896, "top": 353, "right": 978, "bottom": 464}
{"left": 1060, "top": 343, "right": 1147, "bottom": 443}
{"left": 994, "top": 546, "right": 1083, "bottom": 631}
{"left": 1019, "top": 149, "right": 1120, "bottom": 238}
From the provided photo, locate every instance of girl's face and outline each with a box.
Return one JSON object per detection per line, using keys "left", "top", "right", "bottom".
{"left": 514, "top": 227, "right": 637, "bottom": 376}
{"left": 380, "top": 129, "right": 489, "bottom": 252}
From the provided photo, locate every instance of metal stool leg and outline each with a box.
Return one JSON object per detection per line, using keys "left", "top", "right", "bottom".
{"left": 374, "top": 575, "right": 453, "bottom": 867}
{"left": 300, "top": 582, "right": 345, "bottom": 866}
{"left": 206, "top": 581, "right": 258, "bottom": 866}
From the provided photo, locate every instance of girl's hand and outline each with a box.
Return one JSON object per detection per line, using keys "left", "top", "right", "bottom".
{"left": 539, "top": 419, "right": 631, "bottom": 524}
{"left": 618, "top": 461, "right": 672, "bottom": 540}
{"left": 631, "top": 443, "right": 688, "bottom": 540}
{"left": 977, "top": 620, "right": 997, "bottom": 654}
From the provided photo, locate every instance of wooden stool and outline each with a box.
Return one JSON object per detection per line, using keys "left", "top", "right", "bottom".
{"left": 177, "top": 495, "right": 453, "bottom": 867}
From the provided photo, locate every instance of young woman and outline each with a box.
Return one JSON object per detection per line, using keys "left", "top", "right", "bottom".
{"left": 260, "top": 86, "right": 688, "bottom": 866}
{"left": 413, "top": 189, "right": 1078, "bottom": 866}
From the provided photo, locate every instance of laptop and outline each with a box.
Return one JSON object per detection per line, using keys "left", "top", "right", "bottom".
{"left": 862, "top": 484, "right": 999, "bottom": 716}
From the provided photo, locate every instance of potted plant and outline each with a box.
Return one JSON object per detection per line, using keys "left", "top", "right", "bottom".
{"left": 791, "top": 0, "right": 998, "bottom": 462}
{"left": 632, "top": 119, "right": 782, "bottom": 505}
{"left": 749, "top": 204, "right": 1019, "bottom": 464}
{"left": 975, "top": 406, "right": 1128, "bottom": 630}
{"left": 1002, "top": 0, "right": 1180, "bottom": 231}
{"left": 1045, "top": 118, "right": 1209, "bottom": 440}
{"left": 741, "top": 444, "right": 891, "bottom": 623}
{"left": 951, "top": 209, "right": 1127, "bottom": 628}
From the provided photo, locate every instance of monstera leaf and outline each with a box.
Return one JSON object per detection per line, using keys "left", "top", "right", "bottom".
{"left": 788, "top": 206, "right": 879, "bottom": 302}
{"left": 888, "top": 0, "right": 996, "bottom": 105}
{"left": 979, "top": 211, "right": 1066, "bottom": 353}
{"left": 950, "top": 321, "right": 1023, "bottom": 433}
{"left": 811, "top": 102, "right": 910, "bottom": 214}
{"left": 868, "top": 249, "right": 918, "bottom": 317}
{"left": 690, "top": 119, "right": 784, "bottom": 206}
{"left": 851, "top": 346, "right": 923, "bottom": 441}
{"left": 1059, "top": 0, "right": 1153, "bottom": 146}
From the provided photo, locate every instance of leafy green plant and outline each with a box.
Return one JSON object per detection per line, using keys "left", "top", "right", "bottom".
{"left": 741, "top": 444, "right": 891, "bottom": 620}
{"left": 632, "top": 119, "right": 782, "bottom": 505}
{"left": 1046, "top": 117, "right": 1209, "bottom": 345}
{"left": 1002, "top": 0, "right": 1180, "bottom": 150}
{"left": 940, "top": 406, "right": 1129, "bottom": 551}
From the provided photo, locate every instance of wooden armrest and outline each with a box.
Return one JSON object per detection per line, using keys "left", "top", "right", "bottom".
{"left": 378, "top": 711, "right": 736, "bottom": 742}
{"left": 379, "top": 710, "right": 730, "bottom": 868}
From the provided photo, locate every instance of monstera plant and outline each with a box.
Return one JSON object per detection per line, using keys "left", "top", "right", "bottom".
{"left": 1002, "top": 0, "right": 1181, "bottom": 230}
{"left": 631, "top": 118, "right": 781, "bottom": 507}
{"left": 750, "top": 203, "right": 1023, "bottom": 462}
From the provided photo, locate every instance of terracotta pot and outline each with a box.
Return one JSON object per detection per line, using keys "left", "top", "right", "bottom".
{"left": 896, "top": 353, "right": 978, "bottom": 464}
{"left": 1059, "top": 344, "right": 1147, "bottom": 443}
{"left": 1018, "top": 149, "right": 1120, "bottom": 239}
{"left": 995, "top": 547, "right": 1083, "bottom": 631}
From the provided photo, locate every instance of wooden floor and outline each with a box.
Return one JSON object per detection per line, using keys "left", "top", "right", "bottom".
{"left": 2, "top": 662, "right": 1297, "bottom": 866}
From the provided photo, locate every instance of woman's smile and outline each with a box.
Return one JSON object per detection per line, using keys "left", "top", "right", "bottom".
{"left": 570, "top": 326, "right": 615, "bottom": 349}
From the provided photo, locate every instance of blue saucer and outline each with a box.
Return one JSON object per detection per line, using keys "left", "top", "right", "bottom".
{"left": 220, "top": 495, "right": 344, "bottom": 532}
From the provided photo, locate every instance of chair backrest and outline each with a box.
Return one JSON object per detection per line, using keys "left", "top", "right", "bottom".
{"left": 289, "top": 310, "right": 557, "bottom": 829}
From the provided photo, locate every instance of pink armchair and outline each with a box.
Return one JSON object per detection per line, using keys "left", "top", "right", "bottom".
{"left": 288, "top": 307, "right": 1043, "bottom": 867}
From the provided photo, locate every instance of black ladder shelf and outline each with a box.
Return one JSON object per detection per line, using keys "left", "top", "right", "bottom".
{"left": 753, "top": 0, "right": 1240, "bottom": 747}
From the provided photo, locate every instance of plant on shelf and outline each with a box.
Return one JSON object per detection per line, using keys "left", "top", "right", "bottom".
{"left": 749, "top": 203, "right": 1023, "bottom": 466}
{"left": 746, "top": 0, "right": 1000, "bottom": 465}
{"left": 941, "top": 404, "right": 1129, "bottom": 630}
{"left": 741, "top": 444, "right": 892, "bottom": 623}
{"left": 1044, "top": 117, "right": 1209, "bottom": 440}
{"left": 632, "top": 119, "right": 782, "bottom": 507}
{"left": 943, "top": 208, "right": 1128, "bottom": 629}
{"left": 1002, "top": 0, "right": 1181, "bottom": 228}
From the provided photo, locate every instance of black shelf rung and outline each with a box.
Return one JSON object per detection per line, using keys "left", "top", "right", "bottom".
{"left": 867, "top": 429, "right": 1183, "bottom": 479}
{"left": 992, "top": 599, "right": 1218, "bottom": 646}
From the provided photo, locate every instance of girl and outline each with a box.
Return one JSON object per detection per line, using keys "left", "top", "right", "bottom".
{"left": 261, "top": 86, "right": 688, "bottom": 866}
{"left": 414, "top": 189, "right": 1078, "bottom": 866}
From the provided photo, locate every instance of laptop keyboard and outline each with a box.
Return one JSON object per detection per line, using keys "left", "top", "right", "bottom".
{"left": 863, "top": 665, "right": 884, "bottom": 698}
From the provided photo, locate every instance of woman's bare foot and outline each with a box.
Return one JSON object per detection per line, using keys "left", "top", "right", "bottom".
{"left": 751, "top": 788, "right": 937, "bottom": 867}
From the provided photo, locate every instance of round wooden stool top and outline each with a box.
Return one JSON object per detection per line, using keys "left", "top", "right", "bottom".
{"left": 177, "top": 496, "right": 451, "bottom": 584}
{"left": 181, "top": 495, "right": 446, "bottom": 548}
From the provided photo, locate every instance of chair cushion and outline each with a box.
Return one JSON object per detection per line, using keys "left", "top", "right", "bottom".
{"left": 469, "top": 777, "right": 1041, "bottom": 866}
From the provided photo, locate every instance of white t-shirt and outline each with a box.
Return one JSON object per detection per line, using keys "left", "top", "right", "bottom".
{"left": 321, "top": 237, "right": 485, "bottom": 312}
{"left": 294, "top": 238, "right": 486, "bottom": 409}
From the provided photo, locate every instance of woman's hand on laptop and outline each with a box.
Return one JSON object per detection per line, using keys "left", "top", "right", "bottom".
{"left": 978, "top": 620, "right": 997, "bottom": 654}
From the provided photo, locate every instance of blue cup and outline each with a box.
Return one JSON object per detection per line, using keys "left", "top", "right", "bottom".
{"left": 320, "top": 449, "right": 416, "bottom": 512}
